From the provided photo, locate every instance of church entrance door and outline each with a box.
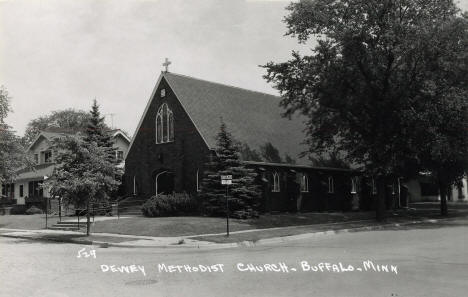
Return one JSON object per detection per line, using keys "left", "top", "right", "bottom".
{"left": 152, "top": 170, "right": 174, "bottom": 195}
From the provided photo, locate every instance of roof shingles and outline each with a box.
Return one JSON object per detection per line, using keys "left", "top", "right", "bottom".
{"left": 164, "top": 73, "right": 310, "bottom": 165}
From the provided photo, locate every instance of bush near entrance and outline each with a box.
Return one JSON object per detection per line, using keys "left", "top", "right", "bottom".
{"left": 25, "top": 205, "right": 43, "bottom": 215}
{"left": 141, "top": 192, "right": 198, "bottom": 217}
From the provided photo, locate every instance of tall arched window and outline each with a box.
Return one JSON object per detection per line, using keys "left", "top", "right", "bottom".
{"left": 272, "top": 172, "right": 280, "bottom": 192}
{"left": 351, "top": 177, "right": 358, "bottom": 194}
{"left": 371, "top": 178, "right": 377, "bottom": 195}
{"left": 328, "top": 176, "right": 334, "bottom": 193}
{"left": 196, "top": 169, "right": 201, "bottom": 192}
{"left": 156, "top": 103, "right": 174, "bottom": 144}
{"left": 301, "top": 174, "right": 309, "bottom": 193}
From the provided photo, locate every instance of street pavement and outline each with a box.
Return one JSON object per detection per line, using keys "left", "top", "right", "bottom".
{"left": 1, "top": 218, "right": 467, "bottom": 297}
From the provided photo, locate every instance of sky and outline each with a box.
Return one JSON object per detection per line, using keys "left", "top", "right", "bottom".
{"left": 1, "top": 0, "right": 468, "bottom": 137}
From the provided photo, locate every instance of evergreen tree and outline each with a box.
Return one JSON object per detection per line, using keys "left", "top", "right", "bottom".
{"left": 199, "top": 122, "right": 261, "bottom": 218}
{"left": 84, "top": 99, "right": 116, "bottom": 164}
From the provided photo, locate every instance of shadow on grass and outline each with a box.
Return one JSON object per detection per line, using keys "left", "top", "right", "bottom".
{"left": 3, "top": 234, "right": 91, "bottom": 245}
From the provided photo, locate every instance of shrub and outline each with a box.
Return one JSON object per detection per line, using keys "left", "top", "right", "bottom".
{"left": 142, "top": 193, "right": 198, "bottom": 217}
{"left": 10, "top": 205, "right": 27, "bottom": 215}
{"left": 25, "top": 205, "right": 43, "bottom": 215}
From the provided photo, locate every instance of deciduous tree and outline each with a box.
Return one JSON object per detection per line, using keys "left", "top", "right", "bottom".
{"left": 263, "top": 0, "right": 468, "bottom": 220}
{"left": 23, "top": 109, "right": 94, "bottom": 144}
{"left": 45, "top": 135, "right": 121, "bottom": 235}
{"left": 0, "top": 86, "right": 31, "bottom": 185}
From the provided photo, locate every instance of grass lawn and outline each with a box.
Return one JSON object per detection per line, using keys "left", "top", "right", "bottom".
{"left": 192, "top": 220, "right": 389, "bottom": 243}
{"left": 92, "top": 216, "right": 254, "bottom": 237}
{"left": 3, "top": 204, "right": 465, "bottom": 240}
{"left": 0, "top": 214, "right": 55, "bottom": 230}
{"left": 91, "top": 211, "right": 375, "bottom": 237}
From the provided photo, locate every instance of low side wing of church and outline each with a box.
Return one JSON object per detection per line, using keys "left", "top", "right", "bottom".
{"left": 124, "top": 72, "right": 408, "bottom": 213}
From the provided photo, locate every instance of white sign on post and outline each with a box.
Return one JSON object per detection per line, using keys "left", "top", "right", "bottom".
{"left": 221, "top": 175, "right": 232, "bottom": 185}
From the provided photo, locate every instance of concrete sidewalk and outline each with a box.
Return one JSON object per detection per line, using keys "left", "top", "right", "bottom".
{"left": 0, "top": 214, "right": 458, "bottom": 249}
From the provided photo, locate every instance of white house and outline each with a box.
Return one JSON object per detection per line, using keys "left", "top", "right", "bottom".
{"left": 0, "top": 129, "right": 130, "bottom": 206}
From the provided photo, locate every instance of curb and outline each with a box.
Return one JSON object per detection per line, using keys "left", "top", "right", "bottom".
{"left": 232, "top": 218, "right": 441, "bottom": 248}
{"left": 0, "top": 216, "right": 458, "bottom": 249}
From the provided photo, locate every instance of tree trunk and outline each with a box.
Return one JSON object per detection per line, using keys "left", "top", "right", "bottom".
{"left": 86, "top": 200, "right": 90, "bottom": 236}
{"left": 376, "top": 177, "right": 386, "bottom": 222}
{"left": 439, "top": 183, "right": 448, "bottom": 216}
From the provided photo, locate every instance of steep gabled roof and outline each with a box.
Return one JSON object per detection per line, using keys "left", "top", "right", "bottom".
{"left": 28, "top": 130, "right": 130, "bottom": 153}
{"left": 127, "top": 72, "right": 306, "bottom": 165}
{"left": 163, "top": 73, "right": 309, "bottom": 164}
{"left": 27, "top": 131, "right": 73, "bottom": 152}
{"left": 108, "top": 129, "right": 131, "bottom": 143}
{"left": 128, "top": 72, "right": 310, "bottom": 165}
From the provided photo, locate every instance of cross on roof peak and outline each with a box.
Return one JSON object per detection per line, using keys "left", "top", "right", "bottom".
{"left": 162, "top": 58, "right": 171, "bottom": 73}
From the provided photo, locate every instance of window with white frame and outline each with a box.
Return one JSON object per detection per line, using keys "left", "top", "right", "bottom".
{"left": 155, "top": 103, "right": 174, "bottom": 144}
{"left": 272, "top": 172, "right": 280, "bottom": 192}
{"left": 328, "top": 176, "right": 334, "bottom": 193}
{"left": 34, "top": 153, "right": 39, "bottom": 164}
{"left": 351, "top": 177, "right": 358, "bottom": 194}
{"left": 160, "top": 88, "right": 166, "bottom": 98}
{"left": 300, "top": 174, "right": 309, "bottom": 192}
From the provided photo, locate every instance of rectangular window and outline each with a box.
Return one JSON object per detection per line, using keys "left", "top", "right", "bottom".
{"left": 34, "top": 154, "right": 39, "bottom": 164}
{"left": 44, "top": 151, "right": 52, "bottom": 163}
{"left": 3, "top": 183, "right": 15, "bottom": 198}
{"left": 19, "top": 185, "right": 24, "bottom": 197}
{"left": 28, "top": 181, "right": 43, "bottom": 197}
{"left": 117, "top": 151, "right": 124, "bottom": 161}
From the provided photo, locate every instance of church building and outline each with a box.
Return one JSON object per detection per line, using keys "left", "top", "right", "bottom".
{"left": 124, "top": 71, "right": 394, "bottom": 212}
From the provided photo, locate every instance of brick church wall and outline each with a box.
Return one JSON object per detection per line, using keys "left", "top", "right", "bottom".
{"left": 124, "top": 77, "right": 210, "bottom": 197}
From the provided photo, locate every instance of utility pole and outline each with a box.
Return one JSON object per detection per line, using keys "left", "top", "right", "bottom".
{"left": 226, "top": 184, "right": 229, "bottom": 237}
{"left": 104, "top": 113, "right": 115, "bottom": 129}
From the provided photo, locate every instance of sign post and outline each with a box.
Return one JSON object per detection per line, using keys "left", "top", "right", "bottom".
{"left": 221, "top": 175, "right": 232, "bottom": 237}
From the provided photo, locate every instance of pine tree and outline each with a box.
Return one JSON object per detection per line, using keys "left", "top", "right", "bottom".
{"left": 199, "top": 122, "right": 261, "bottom": 218}
{"left": 84, "top": 99, "right": 116, "bottom": 164}
{"left": 82, "top": 99, "right": 120, "bottom": 202}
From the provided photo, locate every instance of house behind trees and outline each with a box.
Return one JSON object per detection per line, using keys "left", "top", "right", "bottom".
{"left": 0, "top": 130, "right": 130, "bottom": 210}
